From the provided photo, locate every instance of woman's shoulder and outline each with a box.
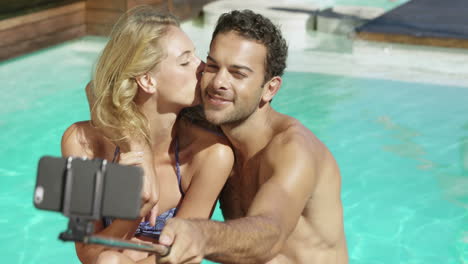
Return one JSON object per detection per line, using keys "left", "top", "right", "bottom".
{"left": 177, "top": 106, "right": 234, "bottom": 168}
{"left": 179, "top": 120, "right": 234, "bottom": 183}
{"left": 62, "top": 121, "right": 97, "bottom": 141}
{"left": 179, "top": 117, "right": 228, "bottom": 145}
{"left": 178, "top": 119, "right": 232, "bottom": 162}
{"left": 61, "top": 121, "right": 112, "bottom": 159}
{"left": 178, "top": 106, "right": 224, "bottom": 140}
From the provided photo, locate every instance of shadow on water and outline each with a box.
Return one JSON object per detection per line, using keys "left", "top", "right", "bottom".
{"left": 436, "top": 129, "right": 468, "bottom": 209}
{"left": 375, "top": 115, "right": 468, "bottom": 209}
{"left": 436, "top": 124, "right": 468, "bottom": 209}
{"left": 376, "top": 115, "right": 436, "bottom": 170}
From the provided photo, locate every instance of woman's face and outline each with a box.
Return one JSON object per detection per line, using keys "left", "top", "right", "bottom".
{"left": 152, "top": 26, "right": 203, "bottom": 108}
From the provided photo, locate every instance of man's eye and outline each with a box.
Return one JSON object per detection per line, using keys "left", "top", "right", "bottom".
{"left": 205, "top": 64, "right": 218, "bottom": 71}
{"left": 233, "top": 72, "right": 246, "bottom": 79}
{"left": 181, "top": 62, "right": 190, "bottom": 66}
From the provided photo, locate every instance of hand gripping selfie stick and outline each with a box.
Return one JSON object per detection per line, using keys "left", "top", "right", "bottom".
{"left": 57, "top": 157, "right": 170, "bottom": 256}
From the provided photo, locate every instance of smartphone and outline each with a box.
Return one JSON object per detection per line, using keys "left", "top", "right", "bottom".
{"left": 34, "top": 156, "right": 143, "bottom": 220}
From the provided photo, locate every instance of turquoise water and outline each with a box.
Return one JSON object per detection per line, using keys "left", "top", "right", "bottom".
{"left": 1, "top": 36, "right": 467, "bottom": 264}
{"left": 1, "top": 0, "right": 467, "bottom": 261}
{"left": 276, "top": 73, "right": 468, "bottom": 263}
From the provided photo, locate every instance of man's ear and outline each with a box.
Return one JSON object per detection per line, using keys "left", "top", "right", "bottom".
{"left": 135, "top": 73, "right": 157, "bottom": 94}
{"left": 262, "top": 76, "right": 282, "bottom": 102}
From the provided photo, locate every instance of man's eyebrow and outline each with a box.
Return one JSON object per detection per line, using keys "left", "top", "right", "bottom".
{"left": 207, "top": 55, "right": 253, "bottom": 72}
{"left": 231, "top": 65, "right": 253, "bottom": 73}
{"left": 207, "top": 55, "right": 217, "bottom": 63}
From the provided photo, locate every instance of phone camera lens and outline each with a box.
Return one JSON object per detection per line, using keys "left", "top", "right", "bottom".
{"left": 34, "top": 186, "right": 44, "bottom": 204}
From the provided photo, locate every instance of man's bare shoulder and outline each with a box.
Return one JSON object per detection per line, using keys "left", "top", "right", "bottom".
{"left": 270, "top": 116, "right": 324, "bottom": 154}
{"left": 264, "top": 115, "right": 336, "bottom": 172}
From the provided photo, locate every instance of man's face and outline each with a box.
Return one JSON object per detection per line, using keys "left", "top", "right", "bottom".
{"left": 201, "top": 31, "right": 268, "bottom": 126}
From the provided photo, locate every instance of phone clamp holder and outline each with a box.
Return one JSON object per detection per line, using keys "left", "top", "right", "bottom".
{"left": 45, "top": 156, "right": 169, "bottom": 255}
{"left": 58, "top": 157, "right": 107, "bottom": 242}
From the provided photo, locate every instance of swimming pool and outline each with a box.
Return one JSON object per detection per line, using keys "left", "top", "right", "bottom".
{"left": 1, "top": 3, "right": 467, "bottom": 264}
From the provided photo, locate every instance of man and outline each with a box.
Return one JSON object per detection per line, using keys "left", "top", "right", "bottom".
{"left": 158, "top": 10, "right": 348, "bottom": 264}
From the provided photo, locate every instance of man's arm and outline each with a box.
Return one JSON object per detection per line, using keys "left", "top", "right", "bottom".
{"left": 158, "top": 134, "right": 318, "bottom": 264}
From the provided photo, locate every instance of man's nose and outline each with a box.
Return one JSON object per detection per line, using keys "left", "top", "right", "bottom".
{"left": 212, "top": 70, "right": 228, "bottom": 90}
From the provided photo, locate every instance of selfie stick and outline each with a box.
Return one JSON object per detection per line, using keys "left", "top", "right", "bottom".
{"left": 84, "top": 235, "right": 170, "bottom": 256}
{"left": 58, "top": 157, "right": 170, "bottom": 256}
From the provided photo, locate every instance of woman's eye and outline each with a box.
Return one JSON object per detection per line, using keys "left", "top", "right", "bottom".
{"left": 181, "top": 62, "right": 190, "bottom": 66}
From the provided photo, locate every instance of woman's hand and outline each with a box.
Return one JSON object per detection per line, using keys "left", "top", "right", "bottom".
{"left": 119, "top": 149, "right": 159, "bottom": 226}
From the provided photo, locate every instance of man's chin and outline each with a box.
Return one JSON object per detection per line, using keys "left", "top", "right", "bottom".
{"left": 201, "top": 107, "right": 223, "bottom": 125}
{"left": 204, "top": 114, "right": 223, "bottom": 126}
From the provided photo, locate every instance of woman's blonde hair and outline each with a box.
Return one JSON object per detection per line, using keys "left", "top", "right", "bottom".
{"left": 90, "top": 6, "right": 179, "bottom": 148}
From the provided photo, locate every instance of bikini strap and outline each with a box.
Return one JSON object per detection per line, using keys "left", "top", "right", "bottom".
{"left": 112, "top": 146, "right": 120, "bottom": 163}
{"left": 175, "top": 137, "right": 184, "bottom": 196}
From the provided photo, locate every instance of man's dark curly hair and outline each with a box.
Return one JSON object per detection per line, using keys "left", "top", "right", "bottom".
{"left": 211, "top": 9, "right": 288, "bottom": 83}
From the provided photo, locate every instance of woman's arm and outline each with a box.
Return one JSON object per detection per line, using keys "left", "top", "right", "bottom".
{"left": 175, "top": 135, "right": 234, "bottom": 219}
{"left": 61, "top": 122, "right": 154, "bottom": 264}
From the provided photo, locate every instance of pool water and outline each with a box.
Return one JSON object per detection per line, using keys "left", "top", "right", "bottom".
{"left": 1, "top": 35, "right": 467, "bottom": 263}
{"left": 277, "top": 73, "right": 468, "bottom": 263}
{"left": 1, "top": 1, "right": 467, "bottom": 262}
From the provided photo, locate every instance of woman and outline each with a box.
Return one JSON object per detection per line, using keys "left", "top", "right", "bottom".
{"left": 61, "top": 6, "right": 233, "bottom": 264}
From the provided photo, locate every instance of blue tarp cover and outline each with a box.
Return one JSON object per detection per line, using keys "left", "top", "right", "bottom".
{"left": 357, "top": 0, "right": 468, "bottom": 40}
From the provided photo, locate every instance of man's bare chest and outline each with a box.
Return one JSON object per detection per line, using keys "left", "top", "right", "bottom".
{"left": 220, "top": 161, "right": 270, "bottom": 217}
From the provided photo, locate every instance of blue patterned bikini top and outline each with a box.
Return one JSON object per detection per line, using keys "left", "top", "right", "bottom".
{"left": 103, "top": 138, "right": 184, "bottom": 239}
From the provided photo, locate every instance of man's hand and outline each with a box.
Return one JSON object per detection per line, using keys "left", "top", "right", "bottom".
{"left": 157, "top": 218, "right": 207, "bottom": 264}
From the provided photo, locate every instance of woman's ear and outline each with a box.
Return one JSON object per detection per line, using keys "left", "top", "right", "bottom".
{"left": 135, "top": 73, "right": 157, "bottom": 94}
{"left": 262, "top": 76, "right": 282, "bottom": 102}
